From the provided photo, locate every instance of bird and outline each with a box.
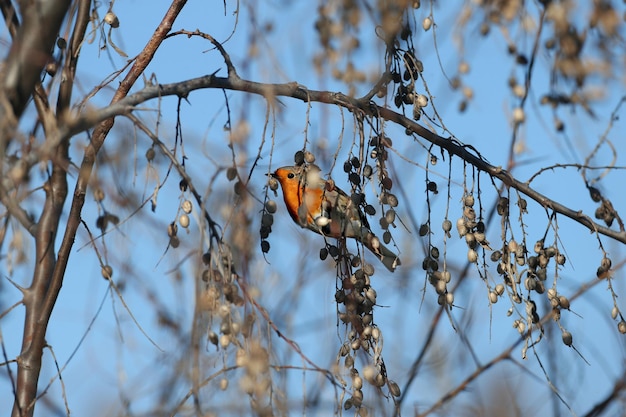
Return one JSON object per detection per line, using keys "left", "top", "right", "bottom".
{"left": 270, "top": 164, "right": 401, "bottom": 272}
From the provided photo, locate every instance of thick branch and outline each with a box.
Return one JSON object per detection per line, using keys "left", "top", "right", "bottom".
{"left": 62, "top": 74, "right": 626, "bottom": 245}
{"left": 1, "top": 0, "right": 71, "bottom": 118}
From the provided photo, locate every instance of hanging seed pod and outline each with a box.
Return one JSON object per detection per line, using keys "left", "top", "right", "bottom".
{"left": 446, "top": 292, "right": 454, "bottom": 305}
{"left": 456, "top": 218, "right": 468, "bottom": 237}
{"left": 497, "top": 197, "right": 509, "bottom": 215}
{"left": 381, "top": 176, "right": 393, "bottom": 190}
{"left": 422, "top": 16, "right": 432, "bottom": 31}
{"left": 490, "top": 250, "right": 502, "bottom": 262}
{"left": 463, "top": 206, "right": 476, "bottom": 221}
{"left": 495, "top": 283, "right": 505, "bottom": 295}
{"left": 385, "top": 209, "right": 396, "bottom": 224}
{"left": 388, "top": 380, "right": 401, "bottom": 397}
{"left": 294, "top": 150, "right": 305, "bottom": 165}
{"left": 416, "top": 94, "right": 428, "bottom": 108}
{"left": 145, "top": 147, "right": 156, "bottom": 162}
{"left": 101, "top": 265, "right": 113, "bottom": 280}
{"left": 226, "top": 167, "right": 238, "bottom": 181}
{"left": 387, "top": 193, "right": 398, "bottom": 207}
{"left": 179, "top": 214, "right": 190, "bottom": 228}
{"left": 181, "top": 199, "right": 193, "bottom": 214}
{"left": 465, "top": 233, "right": 478, "bottom": 249}
{"left": 104, "top": 11, "right": 120, "bottom": 28}
{"left": 562, "top": 331, "right": 573, "bottom": 346}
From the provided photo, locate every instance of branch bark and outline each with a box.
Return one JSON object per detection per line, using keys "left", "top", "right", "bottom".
{"left": 1, "top": 0, "right": 70, "bottom": 118}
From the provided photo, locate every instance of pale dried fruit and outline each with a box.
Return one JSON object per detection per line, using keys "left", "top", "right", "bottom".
{"left": 181, "top": 199, "right": 193, "bottom": 214}
{"left": 456, "top": 218, "right": 468, "bottom": 237}
{"left": 179, "top": 214, "right": 190, "bottom": 228}
{"left": 219, "top": 334, "right": 230, "bottom": 348}
{"left": 94, "top": 188, "right": 105, "bottom": 202}
{"left": 445, "top": 292, "right": 454, "bottom": 305}
{"left": 416, "top": 94, "right": 428, "bottom": 107}
{"left": 219, "top": 378, "right": 229, "bottom": 390}
{"left": 104, "top": 11, "right": 120, "bottom": 28}
{"left": 422, "top": 16, "right": 432, "bottom": 31}
{"left": 512, "top": 107, "right": 525, "bottom": 124}
{"left": 304, "top": 151, "right": 316, "bottom": 163}
{"left": 495, "top": 283, "right": 505, "bottom": 295}
{"left": 611, "top": 306, "right": 619, "bottom": 320}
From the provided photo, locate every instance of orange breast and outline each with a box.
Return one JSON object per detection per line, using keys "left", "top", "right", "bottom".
{"left": 279, "top": 176, "right": 305, "bottom": 223}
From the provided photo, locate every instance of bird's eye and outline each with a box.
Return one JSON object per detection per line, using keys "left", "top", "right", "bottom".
{"left": 287, "top": 173, "right": 295, "bottom": 179}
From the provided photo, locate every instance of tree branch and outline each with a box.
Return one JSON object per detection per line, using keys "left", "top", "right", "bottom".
{"left": 1, "top": 0, "right": 71, "bottom": 118}
{"left": 61, "top": 74, "right": 626, "bottom": 246}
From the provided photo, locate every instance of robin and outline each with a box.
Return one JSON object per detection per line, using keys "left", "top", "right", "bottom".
{"left": 270, "top": 164, "right": 401, "bottom": 272}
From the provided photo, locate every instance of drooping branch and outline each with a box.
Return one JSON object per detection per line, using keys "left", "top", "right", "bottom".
{"left": 59, "top": 71, "right": 626, "bottom": 246}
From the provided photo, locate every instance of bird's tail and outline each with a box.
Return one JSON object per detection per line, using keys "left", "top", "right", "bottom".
{"left": 362, "top": 231, "right": 401, "bottom": 273}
